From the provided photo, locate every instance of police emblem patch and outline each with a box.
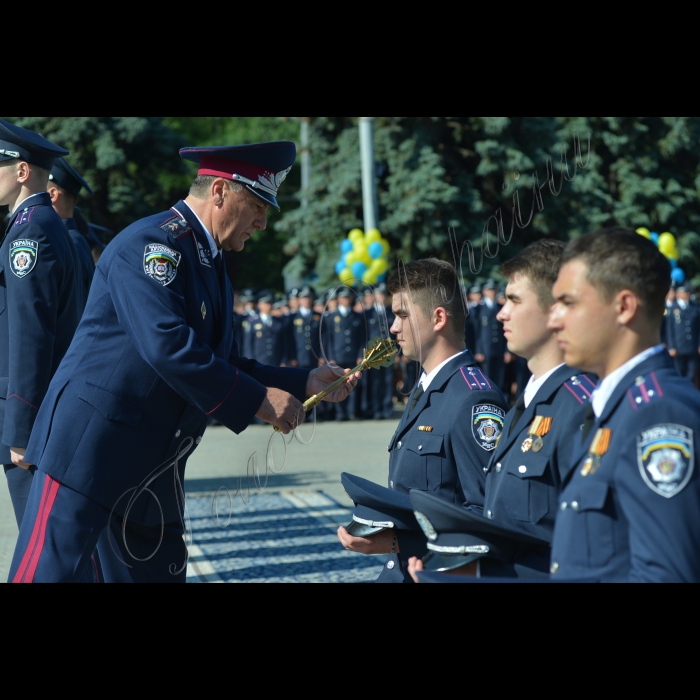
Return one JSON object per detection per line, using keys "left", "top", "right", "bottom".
{"left": 638, "top": 425, "right": 695, "bottom": 499}
{"left": 473, "top": 404, "right": 506, "bottom": 452}
{"left": 144, "top": 244, "right": 182, "bottom": 287}
{"left": 10, "top": 239, "right": 39, "bottom": 278}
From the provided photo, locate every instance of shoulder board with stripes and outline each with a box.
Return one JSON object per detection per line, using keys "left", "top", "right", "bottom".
{"left": 159, "top": 215, "right": 192, "bottom": 241}
{"left": 563, "top": 375, "right": 596, "bottom": 405}
{"left": 460, "top": 367, "right": 494, "bottom": 391}
{"left": 627, "top": 372, "right": 664, "bottom": 411}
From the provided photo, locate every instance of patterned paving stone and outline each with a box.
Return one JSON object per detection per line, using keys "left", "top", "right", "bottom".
{"left": 186, "top": 490, "right": 383, "bottom": 584}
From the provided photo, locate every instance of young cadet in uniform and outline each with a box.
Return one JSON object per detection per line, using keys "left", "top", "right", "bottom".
{"left": 407, "top": 241, "right": 595, "bottom": 581}
{"left": 475, "top": 279, "right": 507, "bottom": 389}
{"left": 331, "top": 288, "right": 364, "bottom": 421}
{"left": 548, "top": 229, "right": 700, "bottom": 583}
{"left": 244, "top": 291, "right": 288, "bottom": 367}
{"left": 365, "top": 284, "right": 397, "bottom": 420}
{"left": 666, "top": 284, "right": 700, "bottom": 385}
{"left": 47, "top": 158, "right": 96, "bottom": 311}
{"left": 338, "top": 259, "right": 508, "bottom": 583}
{"left": 288, "top": 286, "right": 323, "bottom": 370}
{"left": 9, "top": 142, "right": 360, "bottom": 584}
{"left": 0, "top": 120, "right": 81, "bottom": 528}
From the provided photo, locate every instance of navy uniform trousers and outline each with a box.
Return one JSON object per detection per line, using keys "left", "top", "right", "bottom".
{"left": 477, "top": 366, "right": 596, "bottom": 578}
{"left": 1, "top": 193, "right": 81, "bottom": 528}
{"left": 379, "top": 353, "right": 508, "bottom": 583}
{"left": 10, "top": 201, "right": 311, "bottom": 583}
{"left": 551, "top": 351, "right": 700, "bottom": 583}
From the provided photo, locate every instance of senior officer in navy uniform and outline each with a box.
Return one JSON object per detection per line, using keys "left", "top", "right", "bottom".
{"left": 330, "top": 288, "right": 364, "bottom": 421}
{"left": 288, "top": 286, "right": 323, "bottom": 369}
{"left": 244, "top": 291, "right": 289, "bottom": 366}
{"left": 548, "top": 229, "right": 700, "bottom": 583}
{"left": 0, "top": 120, "right": 82, "bottom": 528}
{"left": 338, "top": 260, "right": 508, "bottom": 583}
{"left": 666, "top": 285, "right": 700, "bottom": 384}
{"left": 47, "top": 158, "right": 96, "bottom": 311}
{"left": 9, "top": 143, "right": 360, "bottom": 584}
{"left": 407, "top": 242, "right": 596, "bottom": 582}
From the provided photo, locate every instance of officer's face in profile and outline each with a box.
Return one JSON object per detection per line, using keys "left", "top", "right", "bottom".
{"left": 498, "top": 274, "right": 553, "bottom": 360}
{"left": 391, "top": 292, "right": 432, "bottom": 362}
{"left": 213, "top": 183, "right": 269, "bottom": 252}
{"left": 549, "top": 260, "right": 619, "bottom": 375}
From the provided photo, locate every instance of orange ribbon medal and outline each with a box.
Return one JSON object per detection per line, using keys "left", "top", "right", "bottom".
{"left": 581, "top": 429, "right": 613, "bottom": 477}
{"left": 522, "top": 416, "right": 553, "bottom": 454}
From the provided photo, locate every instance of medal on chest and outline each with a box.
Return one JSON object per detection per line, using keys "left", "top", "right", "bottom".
{"left": 522, "top": 416, "right": 553, "bottom": 453}
{"left": 581, "top": 429, "right": 613, "bottom": 477}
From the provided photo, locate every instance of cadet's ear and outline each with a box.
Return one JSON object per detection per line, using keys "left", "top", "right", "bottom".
{"left": 616, "top": 289, "right": 639, "bottom": 327}
{"left": 16, "top": 161, "right": 31, "bottom": 184}
{"left": 433, "top": 306, "right": 449, "bottom": 332}
{"left": 47, "top": 186, "right": 60, "bottom": 204}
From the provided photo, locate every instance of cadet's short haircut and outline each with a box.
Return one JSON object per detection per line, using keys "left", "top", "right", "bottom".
{"left": 189, "top": 176, "right": 243, "bottom": 199}
{"left": 388, "top": 259, "right": 466, "bottom": 337}
{"left": 561, "top": 228, "right": 671, "bottom": 324}
{"left": 47, "top": 181, "right": 77, "bottom": 206}
{"left": 500, "top": 240, "right": 566, "bottom": 313}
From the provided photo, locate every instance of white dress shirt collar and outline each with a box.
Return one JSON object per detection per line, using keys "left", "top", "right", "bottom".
{"left": 523, "top": 364, "right": 565, "bottom": 409}
{"left": 420, "top": 351, "right": 469, "bottom": 392}
{"left": 180, "top": 202, "right": 219, "bottom": 258}
{"left": 592, "top": 345, "right": 665, "bottom": 418}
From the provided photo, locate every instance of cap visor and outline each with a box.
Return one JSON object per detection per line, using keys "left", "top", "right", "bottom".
{"left": 422, "top": 551, "right": 482, "bottom": 573}
{"left": 345, "top": 521, "right": 388, "bottom": 538}
{"left": 247, "top": 186, "right": 280, "bottom": 211}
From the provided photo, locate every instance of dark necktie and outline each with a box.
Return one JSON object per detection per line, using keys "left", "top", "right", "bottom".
{"left": 582, "top": 403, "right": 596, "bottom": 442}
{"left": 509, "top": 395, "right": 526, "bottom": 436}
{"left": 409, "top": 384, "right": 425, "bottom": 414}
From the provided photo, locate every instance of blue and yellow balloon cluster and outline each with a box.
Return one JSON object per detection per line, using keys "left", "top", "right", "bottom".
{"left": 636, "top": 228, "right": 686, "bottom": 285}
{"left": 335, "top": 229, "right": 391, "bottom": 285}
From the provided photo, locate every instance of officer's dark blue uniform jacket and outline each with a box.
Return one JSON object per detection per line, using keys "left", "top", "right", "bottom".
{"left": 244, "top": 313, "right": 288, "bottom": 366}
{"left": 551, "top": 351, "right": 700, "bottom": 583}
{"left": 376, "top": 353, "right": 507, "bottom": 582}
{"left": 330, "top": 310, "right": 364, "bottom": 365}
{"left": 64, "top": 217, "right": 95, "bottom": 311}
{"left": 0, "top": 193, "right": 81, "bottom": 463}
{"left": 25, "top": 201, "right": 311, "bottom": 527}
{"left": 288, "top": 311, "right": 323, "bottom": 368}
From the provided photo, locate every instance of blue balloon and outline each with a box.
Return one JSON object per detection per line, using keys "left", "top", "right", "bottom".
{"left": 341, "top": 239, "right": 354, "bottom": 255}
{"left": 670, "top": 258, "right": 678, "bottom": 270}
{"left": 651, "top": 233, "right": 660, "bottom": 246}
{"left": 352, "top": 261, "right": 368, "bottom": 279}
{"left": 672, "top": 268, "right": 686, "bottom": 285}
{"left": 368, "top": 242, "right": 384, "bottom": 261}
{"left": 335, "top": 260, "right": 346, "bottom": 275}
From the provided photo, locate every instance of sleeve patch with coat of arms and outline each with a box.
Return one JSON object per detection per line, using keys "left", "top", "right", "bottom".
{"left": 473, "top": 404, "right": 506, "bottom": 452}
{"left": 637, "top": 424, "right": 695, "bottom": 499}
{"left": 10, "top": 239, "right": 39, "bottom": 278}
{"left": 144, "top": 244, "right": 182, "bottom": 287}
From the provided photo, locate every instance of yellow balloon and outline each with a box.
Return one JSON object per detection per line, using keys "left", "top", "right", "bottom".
{"left": 349, "top": 229, "right": 364, "bottom": 243}
{"left": 366, "top": 229, "right": 382, "bottom": 244}
{"left": 359, "top": 252, "right": 372, "bottom": 267}
{"left": 371, "top": 258, "right": 389, "bottom": 275}
{"left": 658, "top": 233, "right": 676, "bottom": 253}
{"left": 363, "top": 270, "right": 379, "bottom": 285}
{"left": 339, "top": 268, "right": 353, "bottom": 283}
{"left": 668, "top": 248, "right": 681, "bottom": 262}
{"left": 636, "top": 228, "right": 651, "bottom": 239}
{"left": 381, "top": 240, "right": 391, "bottom": 256}
{"left": 345, "top": 252, "right": 358, "bottom": 267}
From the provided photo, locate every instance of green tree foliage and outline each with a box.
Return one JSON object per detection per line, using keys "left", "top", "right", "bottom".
{"left": 281, "top": 117, "right": 700, "bottom": 288}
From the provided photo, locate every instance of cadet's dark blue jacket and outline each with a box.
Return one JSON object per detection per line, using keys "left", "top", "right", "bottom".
{"left": 0, "top": 193, "right": 81, "bottom": 463}
{"left": 475, "top": 301, "right": 506, "bottom": 360}
{"left": 484, "top": 366, "right": 596, "bottom": 541}
{"left": 64, "top": 217, "right": 95, "bottom": 312}
{"left": 287, "top": 311, "right": 323, "bottom": 368}
{"left": 378, "top": 352, "right": 507, "bottom": 582}
{"left": 244, "top": 313, "right": 289, "bottom": 366}
{"left": 329, "top": 310, "right": 364, "bottom": 366}
{"left": 388, "top": 352, "right": 507, "bottom": 507}
{"left": 25, "top": 201, "right": 311, "bottom": 526}
{"left": 551, "top": 351, "right": 700, "bottom": 583}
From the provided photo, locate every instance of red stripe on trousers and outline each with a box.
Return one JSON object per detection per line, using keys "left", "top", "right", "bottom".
{"left": 13, "top": 477, "right": 61, "bottom": 584}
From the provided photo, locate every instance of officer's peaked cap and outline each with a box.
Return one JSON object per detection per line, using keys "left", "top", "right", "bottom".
{"left": 298, "top": 285, "right": 316, "bottom": 299}
{"left": 180, "top": 142, "right": 296, "bottom": 212}
{"left": 342, "top": 473, "right": 420, "bottom": 538}
{"left": 482, "top": 279, "right": 498, "bottom": 292}
{"left": 257, "top": 290, "right": 275, "bottom": 304}
{"left": 49, "top": 157, "right": 94, "bottom": 197}
{"left": 337, "top": 288, "right": 355, "bottom": 299}
{"left": 410, "top": 490, "right": 550, "bottom": 573}
{"left": 0, "top": 119, "right": 69, "bottom": 170}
